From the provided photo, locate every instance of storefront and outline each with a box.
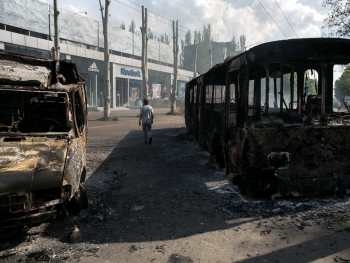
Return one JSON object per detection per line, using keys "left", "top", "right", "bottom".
{"left": 113, "top": 64, "right": 142, "bottom": 107}
{"left": 66, "top": 56, "right": 104, "bottom": 108}
{"left": 87, "top": 62, "right": 100, "bottom": 107}
{"left": 149, "top": 70, "right": 171, "bottom": 99}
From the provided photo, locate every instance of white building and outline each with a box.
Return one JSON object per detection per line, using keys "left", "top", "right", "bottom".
{"left": 0, "top": 0, "right": 193, "bottom": 108}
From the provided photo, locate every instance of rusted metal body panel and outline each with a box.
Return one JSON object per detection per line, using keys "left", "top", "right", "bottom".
{"left": 227, "top": 125, "right": 350, "bottom": 196}
{"left": 0, "top": 59, "right": 50, "bottom": 86}
{"left": 185, "top": 38, "right": 350, "bottom": 197}
{"left": 0, "top": 139, "right": 67, "bottom": 193}
{"left": 0, "top": 51, "right": 87, "bottom": 224}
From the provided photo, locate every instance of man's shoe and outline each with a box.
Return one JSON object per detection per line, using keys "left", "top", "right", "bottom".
{"left": 149, "top": 138, "right": 152, "bottom": 144}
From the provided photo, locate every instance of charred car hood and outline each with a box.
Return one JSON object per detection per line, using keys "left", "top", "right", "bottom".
{"left": 0, "top": 137, "right": 68, "bottom": 194}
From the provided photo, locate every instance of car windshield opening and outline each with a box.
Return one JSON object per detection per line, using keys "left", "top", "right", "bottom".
{"left": 0, "top": 88, "right": 71, "bottom": 133}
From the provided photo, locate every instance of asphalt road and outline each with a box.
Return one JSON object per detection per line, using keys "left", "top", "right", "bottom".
{"left": 1, "top": 109, "right": 350, "bottom": 263}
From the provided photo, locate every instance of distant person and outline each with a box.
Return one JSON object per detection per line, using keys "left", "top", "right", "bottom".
{"left": 139, "top": 99, "right": 154, "bottom": 144}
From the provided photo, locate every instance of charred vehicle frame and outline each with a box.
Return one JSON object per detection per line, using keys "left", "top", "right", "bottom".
{"left": 0, "top": 52, "right": 88, "bottom": 226}
{"left": 185, "top": 38, "right": 350, "bottom": 197}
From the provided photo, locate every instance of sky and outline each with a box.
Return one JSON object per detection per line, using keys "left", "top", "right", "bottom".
{"left": 57, "top": 0, "right": 328, "bottom": 48}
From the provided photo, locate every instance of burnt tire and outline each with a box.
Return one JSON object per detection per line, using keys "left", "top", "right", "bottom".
{"left": 210, "top": 134, "right": 225, "bottom": 168}
{"left": 78, "top": 185, "right": 88, "bottom": 210}
{"left": 67, "top": 184, "right": 88, "bottom": 216}
{"left": 239, "top": 142, "right": 276, "bottom": 198}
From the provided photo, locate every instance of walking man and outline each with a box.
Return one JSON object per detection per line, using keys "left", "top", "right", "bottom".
{"left": 139, "top": 99, "right": 154, "bottom": 144}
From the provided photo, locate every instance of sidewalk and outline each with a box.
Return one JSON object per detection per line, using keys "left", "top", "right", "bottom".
{"left": 87, "top": 107, "right": 172, "bottom": 121}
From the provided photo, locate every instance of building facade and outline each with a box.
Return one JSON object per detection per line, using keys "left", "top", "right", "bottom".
{"left": 0, "top": 23, "right": 193, "bottom": 109}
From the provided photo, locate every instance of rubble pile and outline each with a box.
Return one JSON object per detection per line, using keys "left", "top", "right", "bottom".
{"left": 220, "top": 189, "right": 350, "bottom": 233}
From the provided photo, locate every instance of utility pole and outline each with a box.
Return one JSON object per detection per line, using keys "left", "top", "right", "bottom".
{"left": 209, "top": 42, "right": 213, "bottom": 67}
{"left": 158, "top": 40, "right": 161, "bottom": 61}
{"left": 48, "top": 3, "right": 51, "bottom": 41}
{"left": 193, "top": 37, "right": 198, "bottom": 78}
{"left": 97, "top": 20, "right": 100, "bottom": 48}
{"left": 194, "top": 45, "right": 198, "bottom": 77}
{"left": 141, "top": 6, "right": 149, "bottom": 99}
{"left": 129, "top": 20, "right": 136, "bottom": 55}
{"left": 193, "top": 31, "right": 199, "bottom": 78}
{"left": 132, "top": 28, "right": 135, "bottom": 55}
{"left": 99, "top": 0, "right": 111, "bottom": 120}
{"left": 53, "top": 0, "right": 60, "bottom": 72}
{"left": 131, "top": 21, "right": 135, "bottom": 55}
{"left": 170, "top": 19, "right": 179, "bottom": 114}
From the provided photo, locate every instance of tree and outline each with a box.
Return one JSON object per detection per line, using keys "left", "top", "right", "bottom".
{"left": 185, "top": 30, "right": 192, "bottom": 46}
{"left": 129, "top": 20, "right": 136, "bottom": 55}
{"left": 98, "top": 0, "right": 111, "bottom": 120}
{"left": 129, "top": 20, "right": 136, "bottom": 33}
{"left": 193, "top": 31, "right": 199, "bottom": 77}
{"left": 141, "top": 6, "right": 149, "bottom": 99}
{"left": 231, "top": 36, "right": 237, "bottom": 52}
{"left": 53, "top": 0, "right": 60, "bottom": 67}
{"left": 202, "top": 24, "right": 211, "bottom": 43}
{"left": 180, "top": 39, "right": 185, "bottom": 67}
{"left": 170, "top": 20, "right": 179, "bottom": 114}
{"left": 335, "top": 66, "right": 350, "bottom": 102}
{"left": 164, "top": 33, "right": 170, "bottom": 45}
{"left": 324, "top": 0, "right": 350, "bottom": 36}
{"left": 240, "top": 34, "right": 246, "bottom": 51}
{"left": 148, "top": 28, "right": 154, "bottom": 40}
{"left": 194, "top": 30, "right": 201, "bottom": 44}
{"left": 225, "top": 36, "right": 237, "bottom": 58}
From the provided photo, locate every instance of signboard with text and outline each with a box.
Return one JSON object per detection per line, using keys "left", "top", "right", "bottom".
{"left": 115, "top": 65, "right": 142, "bottom": 80}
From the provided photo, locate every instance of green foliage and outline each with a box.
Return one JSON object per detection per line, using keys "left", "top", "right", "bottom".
{"left": 185, "top": 30, "right": 192, "bottom": 46}
{"left": 335, "top": 66, "right": 350, "bottom": 101}
{"left": 129, "top": 20, "right": 135, "bottom": 33}
{"left": 193, "top": 30, "right": 202, "bottom": 44}
{"left": 239, "top": 34, "right": 246, "bottom": 51}
{"left": 324, "top": 0, "right": 350, "bottom": 36}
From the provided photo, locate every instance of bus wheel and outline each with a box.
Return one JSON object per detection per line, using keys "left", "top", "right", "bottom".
{"left": 210, "top": 135, "right": 225, "bottom": 168}
{"left": 67, "top": 184, "right": 88, "bottom": 216}
{"left": 239, "top": 142, "right": 276, "bottom": 197}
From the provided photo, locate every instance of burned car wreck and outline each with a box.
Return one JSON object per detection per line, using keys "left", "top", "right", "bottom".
{"left": 0, "top": 52, "right": 87, "bottom": 225}
{"left": 185, "top": 38, "right": 350, "bottom": 197}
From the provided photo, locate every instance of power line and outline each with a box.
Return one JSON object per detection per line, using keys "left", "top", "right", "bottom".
{"left": 111, "top": 0, "right": 192, "bottom": 34}
{"left": 273, "top": 0, "right": 299, "bottom": 38}
{"left": 255, "top": 0, "right": 290, "bottom": 38}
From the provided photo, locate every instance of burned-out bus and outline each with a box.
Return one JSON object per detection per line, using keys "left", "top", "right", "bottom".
{"left": 185, "top": 38, "right": 350, "bottom": 197}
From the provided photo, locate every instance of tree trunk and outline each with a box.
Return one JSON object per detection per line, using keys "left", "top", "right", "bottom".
{"left": 194, "top": 43, "right": 198, "bottom": 78}
{"left": 171, "top": 20, "right": 179, "bottom": 114}
{"left": 102, "top": 0, "right": 111, "bottom": 120}
{"left": 141, "top": 6, "right": 148, "bottom": 100}
{"left": 53, "top": 0, "right": 60, "bottom": 72}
